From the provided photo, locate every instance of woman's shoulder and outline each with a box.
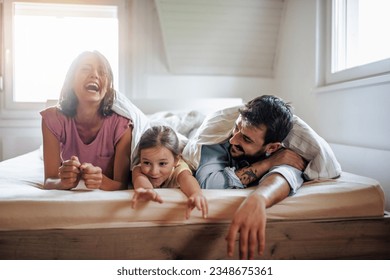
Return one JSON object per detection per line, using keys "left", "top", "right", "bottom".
{"left": 110, "top": 111, "right": 130, "bottom": 120}
{"left": 40, "top": 106, "right": 68, "bottom": 126}
{"left": 40, "top": 106, "right": 64, "bottom": 117}
{"left": 104, "top": 112, "right": 132, "bottom": 144}
{"left": 108, "top": 112, "right": 133, "bottom": 127}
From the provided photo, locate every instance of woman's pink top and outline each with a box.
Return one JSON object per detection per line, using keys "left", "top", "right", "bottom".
{"left": 40, "top": 107, "right": 131, "bottom": 176}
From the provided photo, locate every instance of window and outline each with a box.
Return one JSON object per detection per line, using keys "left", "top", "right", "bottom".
{"left": 2, "top": 0, "right": 122, "bottom": 108}
{"left": 326, "top": 0, "right": 390, "bottom": 84}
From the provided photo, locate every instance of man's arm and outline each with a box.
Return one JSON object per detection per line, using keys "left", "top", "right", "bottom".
{"left": 226, "top": 159, "right": 304, "bottom": 259}
{"left": 196, "top": 144, "right": 305, "bottom": 190}
{"left": 235, "top": 149, "right": 306, "bottom": 186}
{"left": 226, "top": 173, "right": 290, "bottom": 260}
{"left": 196, "top": 143, "right": 304, "bottom": 259}
{"left": 195, "top": 143, "right": 245, "bottom": 189}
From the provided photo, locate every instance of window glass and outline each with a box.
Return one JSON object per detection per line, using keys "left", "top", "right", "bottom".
{"left": 328, "top": 0, "right": 390, "bottom": 84}
{"left": 12, "top": 2, "right": 119, "bottom": 102}
{"left": 332, "top": 0, "right": 390, "bottom": 73}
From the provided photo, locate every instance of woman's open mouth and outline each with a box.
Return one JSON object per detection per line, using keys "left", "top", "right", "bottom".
{"left": 85, "top": 82, "right": 100, "bottom": 93}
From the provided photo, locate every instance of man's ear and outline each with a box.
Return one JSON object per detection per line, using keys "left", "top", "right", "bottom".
{"left": 265, "top": 142, "right": 282, "bottom": 156}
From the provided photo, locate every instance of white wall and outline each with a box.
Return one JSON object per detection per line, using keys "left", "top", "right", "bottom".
{"left": 0, "top": 118, "right": 42, "bottom": 161}
{"left": 130, "top": 0, "right": 274, "bottom": 102}
{"left": 275, "top": 0, "right": 390, "bottom": 210}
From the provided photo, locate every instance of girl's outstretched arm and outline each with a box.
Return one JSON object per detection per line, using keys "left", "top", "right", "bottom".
{"left": 131, "top": 166, "right": 163, "bottom": 208}
{"left": 177, "top": 170, "right": 208, "bottom": 219}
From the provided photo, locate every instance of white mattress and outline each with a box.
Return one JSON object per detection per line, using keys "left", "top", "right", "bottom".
{"left": 0, "top": 149, "right": 385, "bottom": 231}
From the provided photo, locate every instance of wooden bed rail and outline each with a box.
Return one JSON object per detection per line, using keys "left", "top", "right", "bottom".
{"left": 1, "top": 214, "right": 389, "bottom": 260}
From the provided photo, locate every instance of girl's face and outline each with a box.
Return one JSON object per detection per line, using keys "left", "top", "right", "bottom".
{"left": 139, "top": 146, "right": 179, "bottom": 187}
{"left": 73, "top": 53, "right": 108, "bottom": 104}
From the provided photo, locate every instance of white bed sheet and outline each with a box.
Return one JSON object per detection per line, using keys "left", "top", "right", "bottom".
{"left": 0, "top": 149, "right": 385, "bottom": 231}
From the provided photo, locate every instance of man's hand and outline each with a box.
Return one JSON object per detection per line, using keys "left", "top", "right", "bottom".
{"left": 225, "top": 193, "right": 267, "bottom": 260}
{"left": 226, "top": 173, "right": 290, "bottom": 259}
{"left": 269, "top": 149, "right": 306, "bottom": 171}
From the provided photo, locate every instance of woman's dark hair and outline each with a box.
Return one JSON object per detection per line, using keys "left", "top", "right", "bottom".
{"left": 58, "top": 50, "right": 115, "bottom": 117}
{"left": 138, "top": 126, "right": 181, "bottom": 157}
{"left": 239, "top": 95, "right": 293, "bottom": 144}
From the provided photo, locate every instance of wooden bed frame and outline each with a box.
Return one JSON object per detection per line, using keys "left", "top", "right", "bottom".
{"left": 1, "top": 213, "right": 389, "bottom": 260}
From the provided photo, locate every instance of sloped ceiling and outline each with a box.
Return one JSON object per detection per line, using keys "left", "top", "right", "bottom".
{"left": 155, "top": 0, "right": 285, "bottom": 77}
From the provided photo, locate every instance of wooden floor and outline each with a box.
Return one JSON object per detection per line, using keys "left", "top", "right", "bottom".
{"left": 1, "top": 215, "right": 389, "bottom": 260}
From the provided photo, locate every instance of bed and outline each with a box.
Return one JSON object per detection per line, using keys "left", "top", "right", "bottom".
{"left": 0, "top": 98, "right": 389, "bottom": 260}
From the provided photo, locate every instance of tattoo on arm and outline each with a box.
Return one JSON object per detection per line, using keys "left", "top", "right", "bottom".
{"left": 236, "top": 166, "right": 258, "bottom": 185}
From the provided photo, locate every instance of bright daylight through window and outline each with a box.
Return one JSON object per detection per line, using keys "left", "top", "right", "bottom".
{"left": 330, "top": 0, "right": 390, "bottom": 81}
{"left": 12, "top": 2, "right": 119, "bottom": 103}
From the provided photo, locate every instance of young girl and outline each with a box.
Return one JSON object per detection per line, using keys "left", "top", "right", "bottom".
{"left": 131, "top": 125, "right": 208, "bottom": 219}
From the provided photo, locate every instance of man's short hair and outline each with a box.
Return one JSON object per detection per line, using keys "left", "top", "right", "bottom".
{"left": 239, "top": 95, "right": 293, "bottom": 144}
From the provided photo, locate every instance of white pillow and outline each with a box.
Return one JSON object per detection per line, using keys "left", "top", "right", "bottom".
{"left": 148, "top": 110, "right": 205, "bottom": 138}
{"left": 182, "top": 106, "right": 240, "bottom": 170}
{"left": 183, "top": 106, "right": 342, "bottom": 180}
{"left": 283, "top": 116, "right": 342, "bottom": 180}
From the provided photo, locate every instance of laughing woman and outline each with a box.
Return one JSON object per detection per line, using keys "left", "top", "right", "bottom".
{"left": 40, "top": 51, "right": 132, "bottom": 191}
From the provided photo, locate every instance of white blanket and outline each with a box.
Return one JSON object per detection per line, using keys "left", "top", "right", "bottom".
{"left": 112, "top": 92, "right": 207, "bottom": 167}
{"left": 0, "top": 149, "right": 384, "bottom": 230}
{"left": 183, "top": 106, "right": 342, "bottom": 180}
{"left": 112, "top": 92, "right": 150, "bottom": 168}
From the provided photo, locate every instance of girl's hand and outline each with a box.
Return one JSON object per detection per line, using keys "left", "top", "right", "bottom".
{"left": 80, "top": 163, "right": 103, "bottom": 189}
{"left": 186, "top": 192, "right": 208, "bottom": 219}
{"left": 58, "top": 156, "right": 81, "bottom": 190}
{"left": 131, "top": 188, "right": 163, "bottom": 209}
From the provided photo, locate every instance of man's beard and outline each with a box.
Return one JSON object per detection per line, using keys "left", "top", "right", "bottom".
{"left": 230, "top": 145, "right": 267, "bottom": 165}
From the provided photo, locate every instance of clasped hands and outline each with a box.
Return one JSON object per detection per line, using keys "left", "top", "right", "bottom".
{"left": 58, "top": 155, "right": 103, "bottom": 190}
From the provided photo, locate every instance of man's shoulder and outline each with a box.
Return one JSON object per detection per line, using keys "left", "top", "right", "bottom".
{"left": 200, "top": 141, "right": 230, "bottom": 163}
{"left": 202, "top": 140, "right": 229, "bottom": 151}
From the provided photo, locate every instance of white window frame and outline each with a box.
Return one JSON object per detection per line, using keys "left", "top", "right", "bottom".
{"left": 324, "top": 0, "right": 390, "bottom": 86}
{"left": 0, "top": 0, "right": 128, "bottom": 117}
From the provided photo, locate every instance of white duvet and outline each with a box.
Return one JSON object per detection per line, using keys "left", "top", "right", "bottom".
{"left": 0, "top": 149, "right": 385, "bottom": 231}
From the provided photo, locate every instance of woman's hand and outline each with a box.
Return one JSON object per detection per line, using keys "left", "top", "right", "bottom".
{"left": 186, "top": 192, "right": 208, "bottom": 219}
{"left": 80, "top": 163, "right": 103, "bottom": 189}
{"left": 58, "top": 156, "right": 81, "bottom": 190}
{"left": 131, "top": 187, "right": 163, "bottom": 209}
